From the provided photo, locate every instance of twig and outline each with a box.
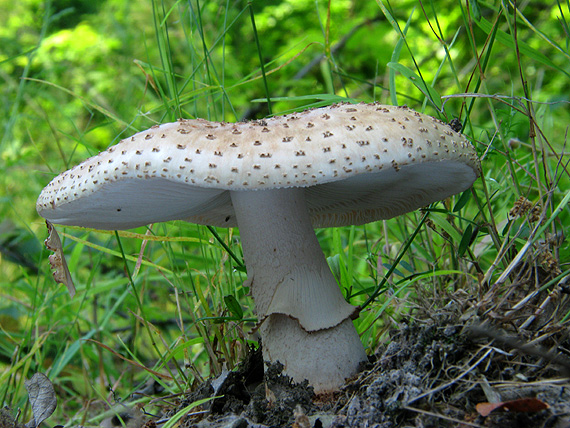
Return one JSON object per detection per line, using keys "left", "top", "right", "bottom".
{"left": 402, "top": 404, "right": 484, "bottom": 427}
{"left": 406, "top": 348, "right": 493, "bottom": 405}
{"left": 467, "top": 324, "right": 570, "bottom": 375}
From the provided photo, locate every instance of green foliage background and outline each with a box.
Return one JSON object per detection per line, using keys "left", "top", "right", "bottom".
{"left": 0, "top": 0, "right": 569, "bottom": 424}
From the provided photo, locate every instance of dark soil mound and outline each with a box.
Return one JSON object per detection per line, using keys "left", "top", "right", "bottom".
{"left": 150, "top": 311, "right": 570, "bottom": 427}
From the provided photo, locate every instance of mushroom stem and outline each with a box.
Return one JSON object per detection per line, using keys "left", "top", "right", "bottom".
{"left": 230, "top": 188, "right": 366, "bottom": 391}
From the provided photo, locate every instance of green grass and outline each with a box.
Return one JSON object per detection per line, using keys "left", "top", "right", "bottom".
{"left": 1, "top": 0, "right": 569, "bottom": 425}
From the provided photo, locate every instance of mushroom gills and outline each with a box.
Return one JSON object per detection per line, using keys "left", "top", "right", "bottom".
{"left": 41, "top": 178, "right": 230, "bottom": 230}
{"left": 306, "top": 160, "right": 477, "bottom": 227}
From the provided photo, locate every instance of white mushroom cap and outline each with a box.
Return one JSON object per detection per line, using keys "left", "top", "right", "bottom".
{"left": 37, "top": 103, "right": 480, "bottom": 229}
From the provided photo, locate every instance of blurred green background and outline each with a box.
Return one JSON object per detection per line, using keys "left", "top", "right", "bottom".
{"left": 1, "top": 0, "right": 568, "bottom": 424}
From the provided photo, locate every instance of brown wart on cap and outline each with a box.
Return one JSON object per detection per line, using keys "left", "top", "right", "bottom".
{"left": 37, "top": 102, "right": 480, "bottom": 393}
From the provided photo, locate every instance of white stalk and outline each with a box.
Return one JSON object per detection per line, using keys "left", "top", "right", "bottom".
{"left": 230, "top": 188, "right": 366, "bottom": 392}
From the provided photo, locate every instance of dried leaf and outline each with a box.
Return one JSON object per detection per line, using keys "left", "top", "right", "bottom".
{"left": 44, "top": 221, "right": 75, "bottom": 297}
{"left": 476, "top": 397, "right": 549, "bottom": 417}
{"left": 24, "top": 373, "right": 57, "bottom": 428}
{"left": 292, "top": 404, "right": 310, "bottom": 428}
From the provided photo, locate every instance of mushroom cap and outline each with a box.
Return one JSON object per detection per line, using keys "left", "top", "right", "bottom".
{"left": 37, "top": 103, "right": 481, "bottom": 229}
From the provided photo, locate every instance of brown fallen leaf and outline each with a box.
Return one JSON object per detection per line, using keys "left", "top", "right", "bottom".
{"left": 24, "top": 373, "right": 57, "bottom": 428}
{"left": 476, "top": 397, "right": 550, "bottom": 417}
{"left": 44, "top": 221, "right": 75, "bottom": 297}
{"left": 292, "top": 404, "right": 310, "bottom": 428}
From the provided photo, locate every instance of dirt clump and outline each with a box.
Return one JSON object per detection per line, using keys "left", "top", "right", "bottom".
{"left": 169, "top": 347, "right": 317, "bottom": 428}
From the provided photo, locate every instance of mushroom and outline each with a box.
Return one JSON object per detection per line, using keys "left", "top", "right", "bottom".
{"left": 37, "top": 103, "right": 481, "bottom": 392}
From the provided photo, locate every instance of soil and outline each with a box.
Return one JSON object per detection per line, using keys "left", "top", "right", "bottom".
{"left": 100, "top": 281, "right": 570, "bottom": 428}
{"left": 154, "top": 315, "right": 570, "bottom": 427}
